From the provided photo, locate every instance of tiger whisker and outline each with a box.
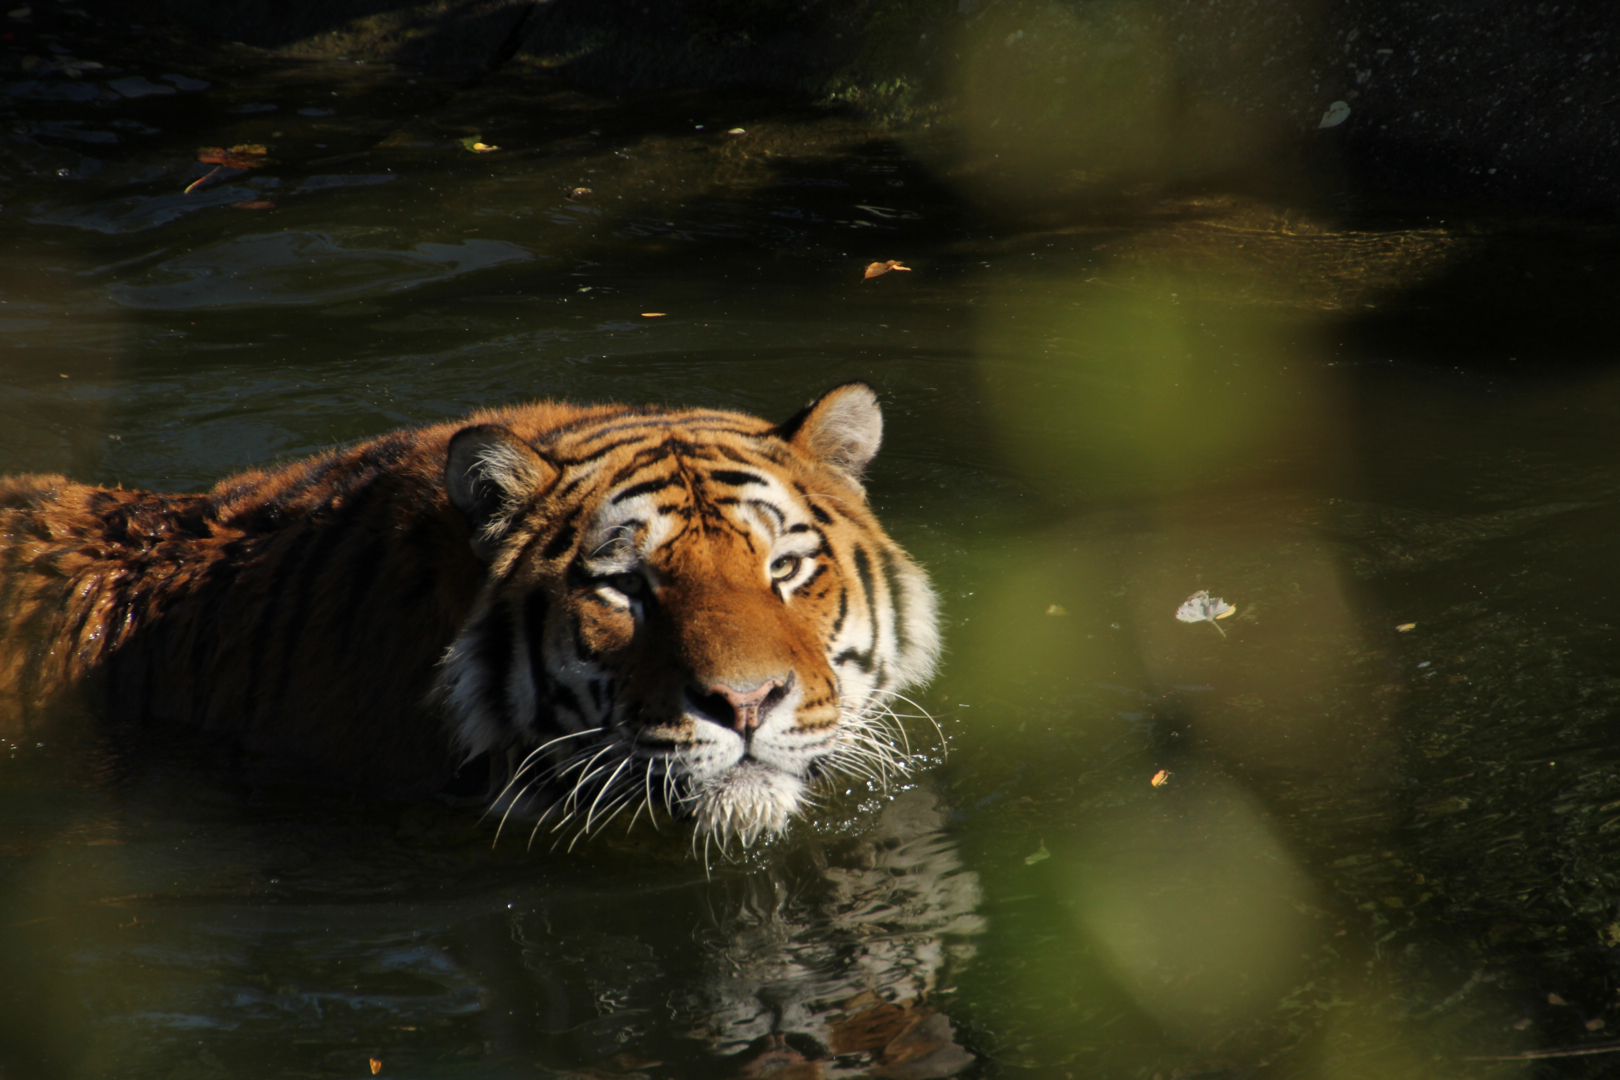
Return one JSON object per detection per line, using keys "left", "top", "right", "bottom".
{"left": 552, "top": 744, "right": 621, "bottom": 813}
{"left": 875, "top": 689, "right": 945, "bottom": 756}
{"left": 483, "top": 730, "right": 610, "bottom": 845}
{"left": 629, "top": 758, "right": 661, "bottom": 834}
{"left": 583, "top": 756, "right": 634, "bottom": 833}
{"left": 586, "top": 788, "right": 640, "bottom": 842}
{"left": 527, "top": 798, "right": 567, "bottom": 851}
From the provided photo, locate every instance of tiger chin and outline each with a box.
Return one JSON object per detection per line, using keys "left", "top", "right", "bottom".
{"left": 0, "top": 383, "right": 942, "bottom": 850}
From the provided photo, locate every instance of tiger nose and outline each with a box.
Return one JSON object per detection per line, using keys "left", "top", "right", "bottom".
{"left": 701, "top": 677, "right": 788, "bottom": 733}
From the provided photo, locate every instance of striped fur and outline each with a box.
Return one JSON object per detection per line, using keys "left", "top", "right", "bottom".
{"left": 0, "top": 384, "right": 941, "bottom": 846}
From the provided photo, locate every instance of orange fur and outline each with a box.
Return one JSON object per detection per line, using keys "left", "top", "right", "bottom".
{"left": 0, "top": 389, "right": 941, "bottom": 835}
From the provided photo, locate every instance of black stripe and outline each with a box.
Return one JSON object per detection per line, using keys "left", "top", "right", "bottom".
{"left": 853, "top": 546, "right": 876, "bottom": 628}
{"left": 708, "top": 470, "right": 768, "bottom": 487}
{"left": 746, "top": 499, "right": 784, "bottom": 532}
{"left": 613, "top": 476, "right": 680, "bottom": 504}
{"left": 542, "top": 518, "right": 578, "bottom": 560}
{"left": 265, "top": 482, "right": 386, "bottom": 713}
{"left": 798, "top": 561, "right": 827, "bottom": 593}
{"left": 269, "top": 447, "right": 352, "bottom": 508}
{"left": 605, "top": 447, "right": 676, "bottom": 488}
{"left": 713, "top": 443, "right": 764, "bottom": 467}
{"left": 523, "top": 589, "right": 555, "bottom": 728}
{"left": 834, "top": 645, "right": 875, "bottom": 673}
{"left": 322, "top": 532, "right": 390, "bottom": 645}
{"left": 879, "top": 548, "right": 909, "bottom": 655}
{"left": 537, "top": 405, "right": 643, "bottom": 440}
{"left": 848, "top": 545, "right": 880, "bottom": 672}
{"left": 830, "top": 585, "right": 849, "bottom": 636}
{"left": 241, "top": 527, "right": 320, "bottom": 710}
{"left": 476, "top": 601, "right": 515, "bottom": 726}
{"left": 570, "top": 613, "right": 599, "bottom": 663}
{"left": 554, "top": 434, "right": 654, "bottom": 469}
{"left": 555, "top": 416, "right": 757, "bottom": 455}
{"left": 799, "top": 483, "right": 833, "bottom": 525}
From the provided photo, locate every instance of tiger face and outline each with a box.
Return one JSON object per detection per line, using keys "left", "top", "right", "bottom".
{"left": 432, "top": 383, "right": 941, "bottom": 847}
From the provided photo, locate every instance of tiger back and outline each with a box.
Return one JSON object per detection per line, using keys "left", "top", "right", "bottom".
{"left": 0, "top": 383, "right": 941, "bottom": 845}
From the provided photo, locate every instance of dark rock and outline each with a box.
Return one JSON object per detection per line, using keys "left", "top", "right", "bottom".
{"left": 93, "top": 0, "right": 1620, "bottom": 214}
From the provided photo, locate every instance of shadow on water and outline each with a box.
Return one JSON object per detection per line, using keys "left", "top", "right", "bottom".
{"left": 6, "top": 8, "right": 1620, "bottom": 1079}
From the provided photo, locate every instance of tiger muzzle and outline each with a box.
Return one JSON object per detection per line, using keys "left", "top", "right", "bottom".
{"left": 689, "top": 675, "right": 792, "bottom": 733}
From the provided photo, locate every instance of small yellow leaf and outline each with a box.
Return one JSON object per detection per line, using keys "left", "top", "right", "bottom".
{"left": 1396, "top": 622, "right": 1416, "bottom": 632}
{"left": 1045, "top": 604, "right": 1067, "bottom": 616}
{"left": 370, "top": 1058, "right": 382, "bottom": 1075}
{"left": 1024, "top": 841, "right": 1050, "bottom": 865}
{"left": 1215, "top": 605, "right": 1237, "bottom": 619}
{"left": 863, "top": 260, "right": 912, "bottom": 280}
{"left": 1150, "top": 769, "right": 1171, "bottom": 788}
{"left": 641, "top": 313, "right": 666, "bottom": 317}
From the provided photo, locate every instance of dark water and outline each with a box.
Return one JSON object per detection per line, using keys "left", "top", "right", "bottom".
{"left": 6, "top": 28, "right": 1620, "bottom": 1080}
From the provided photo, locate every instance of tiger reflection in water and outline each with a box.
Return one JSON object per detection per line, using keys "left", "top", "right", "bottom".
{"left": 485, "top": 786, "right": 982, "bottom": 1079}
{"left": 686, "top": 787, "right": 983, "bottom": 1079}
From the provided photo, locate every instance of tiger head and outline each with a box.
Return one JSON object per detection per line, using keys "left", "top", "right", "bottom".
{"left": 432, "top": 383, "right": 941, "bottom": 847}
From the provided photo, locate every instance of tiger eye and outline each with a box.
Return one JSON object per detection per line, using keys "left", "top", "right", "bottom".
{"left": 769, "top": 555, "right": 801, "bottom": 581}
{"left": 609, "top": 572, "right": 646, "bottom": 596}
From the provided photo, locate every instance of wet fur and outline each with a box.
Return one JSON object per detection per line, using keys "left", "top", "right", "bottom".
{"left": 0, "top": 388, "right": 941, "bottom": 842}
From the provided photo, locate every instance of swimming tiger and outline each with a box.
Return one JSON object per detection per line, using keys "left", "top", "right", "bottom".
{"left": 0, "top": 382, "right": 941, "bottom": 846}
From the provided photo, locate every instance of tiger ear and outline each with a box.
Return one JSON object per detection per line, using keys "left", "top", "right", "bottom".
{"left": 445, "top": 424, "right": 557, "bottom": 560}
{"left": 776, "top": 381, "right": 884, "bottom": 479}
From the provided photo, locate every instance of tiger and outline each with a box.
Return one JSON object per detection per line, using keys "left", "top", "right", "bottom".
{"left": 0, "top": 382, "right": 942, "bottom": 847}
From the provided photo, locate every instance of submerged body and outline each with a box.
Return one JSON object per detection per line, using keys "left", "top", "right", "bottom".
{"left": 0, "top": 383, "right": 940, "bottom": 844}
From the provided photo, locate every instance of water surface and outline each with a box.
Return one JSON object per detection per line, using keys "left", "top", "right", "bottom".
{"left": 5, "top": 39, "right": 1620, "bottom": 1080}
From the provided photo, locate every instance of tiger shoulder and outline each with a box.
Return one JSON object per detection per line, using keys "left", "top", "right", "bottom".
{"left": 0, "top": 383, "right": 941, "bottom": 846}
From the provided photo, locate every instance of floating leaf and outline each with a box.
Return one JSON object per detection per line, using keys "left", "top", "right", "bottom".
{"left": 183, "top": 168, "right": 221, "bottom": 194}
{"left": 1151, "top": 769, "right": 1171, "bottom": 787}
{"left": 641, "top": 313, "right": 666, "bottom": 318}
{"left": 459, "top": 135, "right": 499, "bottom": 152}
{"left": 231, "top": 200, "right": 275, "bottom": 210}
{"left": 1548, "top": 993, "right": 1567, "bottom": 1006}
{"left": 198, "top": 143, "right": 271, "bottom": 169}
{"left": 864, "top": 260, "right": 912, "bottom": 280}
{"left": 727, "top": 127, "right": 746, "bottom": 134}
{"left": 1317, "top": 100, "right": 1352, "bottom": 129}
{"left": 1044, "top": 604, "right": 1067, "bottom": 616}
{"left": 1024, "top": 841, "right": 1050, "bottom": 865}
{"left": 1396, "top": 622, "right": 1416, "bottom": 632}
{"left": 569, "top": 186, "right": 591, "bottom": 198}
{"left": 369, "top": 1058, "right": 382, "bottom": 1075}
{"left": 1175, "top": 590, "right": 1236, "bottom": 636}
